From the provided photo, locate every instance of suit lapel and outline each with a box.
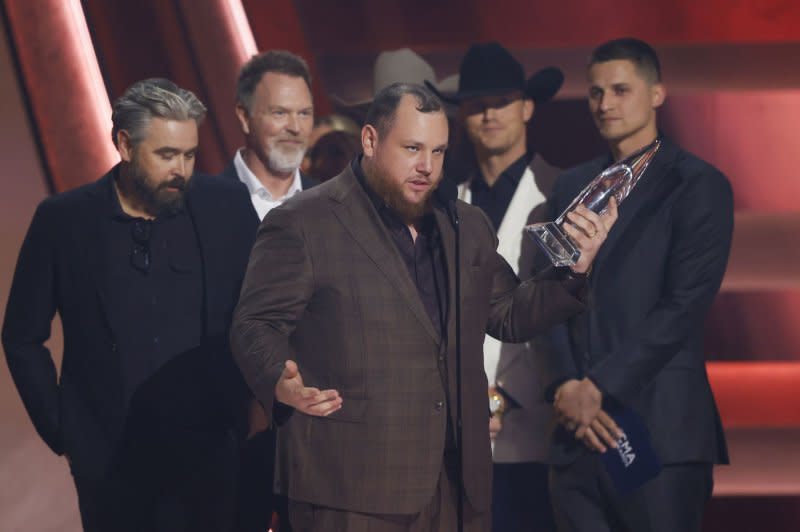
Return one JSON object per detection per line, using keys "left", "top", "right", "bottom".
{"left": 594, "top": 140, "right": 680, "bottom": 269}
{"left": 82, "top": 170, "right": 120, "bottom": 336}
{"left": 434, "top": 206, "right": 456, "bottom": 337}
{"left": 329, "top": 170, "right": 440, "bottom": 342}
{"left": 495, "top": 167, "right": 545, "bottom": 274}
{"left": 184, "top": 182, "right": 211, "bottom": 335}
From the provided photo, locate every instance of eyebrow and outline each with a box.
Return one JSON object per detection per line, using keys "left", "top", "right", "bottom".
{"left": 403, "top": 141, "right": 449, "bottom": 151}
{"left": 154, "top": 146, "right": 197, "bottom": 155}
{"left": 268, "top": 105, "right": 314, "bottom": 112}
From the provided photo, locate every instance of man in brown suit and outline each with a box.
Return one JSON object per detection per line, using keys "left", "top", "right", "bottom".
{"left": 230, "top": 83, "right": 617, "bottom": 532}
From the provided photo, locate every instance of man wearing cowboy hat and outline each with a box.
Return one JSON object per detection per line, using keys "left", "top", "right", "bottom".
{"left": 428, "top": 41, "right": 564, "bottom": 532}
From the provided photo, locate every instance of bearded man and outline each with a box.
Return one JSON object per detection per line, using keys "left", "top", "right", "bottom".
{"left": 2, "top": 78, "right": 258, "bottom": 532}
{"left": 230, "top": 83, "right": 618, "bottom": 532}
{"left": 221, "top": 50, "right": 318, "bottom": 220}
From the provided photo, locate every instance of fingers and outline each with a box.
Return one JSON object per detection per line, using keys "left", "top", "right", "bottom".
{"left": 600, "top": 197, "right": 619, "bottom": 230}
{"left": 296, "top": 388, "right": 342, "bottom": 416}
{"left": 595, "top": 410, "right": 623, "bottom": 440}
{"left": 565, "top": 206, "right": 601, "bottom": 240}
{"left": 282, "top": 359, "right": 299, "bottom": 379}
{"left": 589, "top": 417, "right": 617, "bottom": 451}
{"left": 581, "top": 426, "right": 608, "bottom": 453}
{"left": 489, "top": 415, "right": 502, "bottom": 440}
{"left": 565, "top": 205, "right": 611, "bottom": 273}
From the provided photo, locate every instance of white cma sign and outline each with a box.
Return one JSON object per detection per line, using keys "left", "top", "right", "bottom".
{"left": 616, "top": 433, "right": 636, "bottom": 468}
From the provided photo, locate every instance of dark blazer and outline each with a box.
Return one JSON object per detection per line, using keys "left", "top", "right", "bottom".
{"left": 218, "top": 161, "right": 319, "bottom": 191}
{"left": 543, "top": 137, "right": 733, "bottom": 466}
{"left": 230, "top": 165, "right": 586, "bottom": 515}
{"left": 2, "top": 167, "right": 259, "bottom": 479}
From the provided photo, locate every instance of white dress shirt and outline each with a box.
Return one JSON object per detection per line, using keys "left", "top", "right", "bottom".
{"left": 233, "top": 149, "right": 304, "bottom": 221}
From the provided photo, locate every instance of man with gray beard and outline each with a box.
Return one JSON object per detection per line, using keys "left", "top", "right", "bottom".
{"left": 221, "top": 50, "right": 319, "bottom": 220}
{"left": 220, "top": 50, "right": 319, "bottom": 532}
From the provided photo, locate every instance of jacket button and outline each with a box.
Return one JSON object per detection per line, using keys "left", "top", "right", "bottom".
{"left": 435, "top": 400, "right": 444, "bottom": 411}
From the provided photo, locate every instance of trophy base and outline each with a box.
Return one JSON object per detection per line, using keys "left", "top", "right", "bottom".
{"left": 525, "top": 222, "right": 580, "bottom": 267}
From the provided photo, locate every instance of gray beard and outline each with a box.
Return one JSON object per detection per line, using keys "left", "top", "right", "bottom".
{"left": 266, "top": 139, "right": 306, "bottom": 174}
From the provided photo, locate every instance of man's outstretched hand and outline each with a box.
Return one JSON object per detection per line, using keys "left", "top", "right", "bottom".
{"left": 275, "top": 360, "right": 342, "bottom": 416}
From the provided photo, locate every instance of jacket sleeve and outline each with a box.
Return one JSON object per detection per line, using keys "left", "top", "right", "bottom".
{"left": 589, "top": 170, "right": 734, "bottom": 404}
{"left": 2, "top": 201, "right": 63, "bottom": 454}
{"left": 481, "top": 206, "right": 587, "bottom": 344}
{"left": 229, "top": 206, "right": 314, "bottom": 424}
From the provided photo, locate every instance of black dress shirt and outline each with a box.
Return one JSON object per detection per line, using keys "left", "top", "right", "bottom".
{"left": 104, "top": 175, "right": 205, "bottom": 426}
{"left": 352, "top": 159, "right": 448, "bottom": 339}
{"left": 469, "top": 153, "right": 530, "bottom": 231}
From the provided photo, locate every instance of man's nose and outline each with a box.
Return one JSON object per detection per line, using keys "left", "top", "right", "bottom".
{"left": 599, "top": 92, "right": 614, "bottom": 112}
{"left": 286, "top": 113, "right": 299, "bottom": 134}
{"left": 417, "top": 153, "right": 433, "bottom": 175}
{"left": 174, "top": 156, "right": 187, "bottom": 177}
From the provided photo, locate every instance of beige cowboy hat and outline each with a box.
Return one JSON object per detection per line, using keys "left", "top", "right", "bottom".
{"left": 332, "top": 48, "right": 458, "bottom": 108}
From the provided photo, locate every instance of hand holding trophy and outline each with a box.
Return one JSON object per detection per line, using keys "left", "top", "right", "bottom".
{"left": 526, "top": 140, "right": 661, "bottom": 267}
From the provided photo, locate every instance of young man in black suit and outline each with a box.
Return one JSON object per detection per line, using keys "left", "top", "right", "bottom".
{"left": 544, "top": 38, "right": 733, "bottom": 532}
{"left": 2, "top": 78, "right": 258, "bottom": 531}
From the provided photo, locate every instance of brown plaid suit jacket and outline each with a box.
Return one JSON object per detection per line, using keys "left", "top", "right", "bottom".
{"left": 230, "top": 165, "right": 585, "bottom": 515}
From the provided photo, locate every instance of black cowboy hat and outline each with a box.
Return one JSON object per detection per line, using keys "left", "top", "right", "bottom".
{"left": 426, "top": 42, "right": 563, "bottom": 104}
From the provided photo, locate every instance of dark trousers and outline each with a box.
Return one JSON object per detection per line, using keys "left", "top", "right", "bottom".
{"left": 288, "top": 457, "right": 488, "bottom": 532}
{"left": 235, "top": 429, "right": 279, "bottom": 532}
{"left": 73, "top": 426, "right": 239, "bottom": 532}
{"left": 549, "top": 452, "right": 713, "bottom": 532}
{"left": 493, "top": 462, "right": 556, "bottom": 532}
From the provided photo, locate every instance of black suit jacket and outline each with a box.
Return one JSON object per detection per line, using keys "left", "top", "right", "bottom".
{"left": 543, "top": 138, "right": 733, "bottom": 467}
{"left": 2, "top": 166, "right": 259, "bottom": 479}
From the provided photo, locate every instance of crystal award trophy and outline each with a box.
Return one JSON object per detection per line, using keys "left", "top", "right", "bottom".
{"left": 525, "top": 140, "right": 661, "bottom": 267}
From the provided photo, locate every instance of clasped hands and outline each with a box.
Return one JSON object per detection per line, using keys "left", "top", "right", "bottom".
{"left": 554, "top": 378, "right": 623, "bottom": 453}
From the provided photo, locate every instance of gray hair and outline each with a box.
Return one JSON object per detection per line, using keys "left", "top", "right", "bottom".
{"left": 111, "top": 78, "right": 207, "bottom": 147}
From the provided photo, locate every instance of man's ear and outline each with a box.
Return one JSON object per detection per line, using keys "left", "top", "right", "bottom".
{"left": 117, "top": 130, "right": 134, "bottom": 162}
{"left": 361, "top": 125, "right": 378, "bottom": 157}
{"left": 651, "top": 82, "right": 666, "bottom": 109}
{"left": 523, "top": 98, "right": 534, "bottom": 123}
{"left": 235, "top": 103, "right": 251, "bottom": 135}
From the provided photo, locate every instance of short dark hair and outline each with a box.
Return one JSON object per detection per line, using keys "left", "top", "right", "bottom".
{"left": 365, "top": 83, "right": 443, "bottom": 137}
{"left": 589, "top": 38, "right": 661, "bottom": 83}
{"left": 236, "top": 50, "right": 312, "bottom": 111}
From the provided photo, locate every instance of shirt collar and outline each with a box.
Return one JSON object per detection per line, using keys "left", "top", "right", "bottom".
{"left": 234, "top": 149, "right": 303, "bottom": 201}
{"left": 472, "top": 152, "right": 530, "bottom": 192}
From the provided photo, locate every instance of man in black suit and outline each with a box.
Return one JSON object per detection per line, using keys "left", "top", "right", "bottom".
{"left": 543, "top": 38, "right": 733, "bottom": 532}
{"left": 2, "top": 78, "right": 258, "bottom": 531}
{"left": 220, "top": 50, "right": 320, "bottom": 532}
